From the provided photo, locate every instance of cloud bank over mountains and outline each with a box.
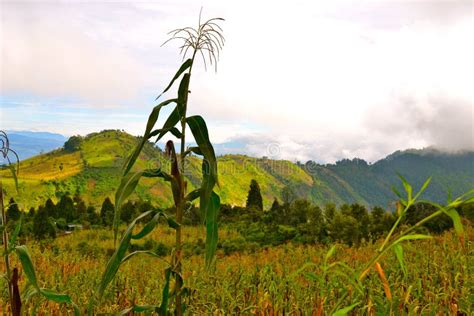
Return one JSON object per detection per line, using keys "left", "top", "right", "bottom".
{"left": 1, "top": 0, "right": 472, "bottom": 163}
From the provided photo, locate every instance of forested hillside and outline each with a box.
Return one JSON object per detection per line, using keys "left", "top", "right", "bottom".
{"left": 1, "top": 130, "right": 472, "bottom": 209}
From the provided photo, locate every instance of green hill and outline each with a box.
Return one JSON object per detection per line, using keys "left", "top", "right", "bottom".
{"left": 1, "top": 130, "right": 473, "bottom": 210}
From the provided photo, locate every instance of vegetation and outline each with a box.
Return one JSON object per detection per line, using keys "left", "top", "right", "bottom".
{"left": 1, "top": 129, "right": 474, "bottom": 315}
{"left": 64, "top": 136, "right": 83, "bottom": 153}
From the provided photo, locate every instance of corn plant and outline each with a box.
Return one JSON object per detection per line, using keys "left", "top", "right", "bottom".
{"left": 1, "top": 130, "right": 80, "bottom": 315}
{"left": 359, "top": 175, "right": 473, "bottom": 281}
{"left": 89, "top": 13, "right": 224, "bottom": 315}
{"left": 290, "top": 175, "right": 473, "bottom": 314}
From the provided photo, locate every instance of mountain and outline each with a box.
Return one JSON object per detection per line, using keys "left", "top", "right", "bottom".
{"left": 5, "top": 131, "right": 67, "bottom": 161}
{"left": 1, "top": 130, "right": 473, "bottom": 210}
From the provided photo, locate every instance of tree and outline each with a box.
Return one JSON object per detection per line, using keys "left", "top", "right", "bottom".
{"left": 33, "top": 206, "right": 56, "bottom": 240}
{"left": 6, "top": 198, "right": 21, "bottom": 221}
{"left": 288, "top": 199, "right": 310, "bottom": 226}
{"left": 270, "top": 198, "right": 280, "bottom": 212}
{"left": 246, "top": 179, "right": 263, "bottom": 211}
{"left": 281, "top": 186, "right": 296, "bottom": 205}
{"left": 64, "top": 135, "right": 83, "bottom": 152}
{"left": 44, "top": 198, "right": 57, "bottom": 218}
{"left": 57, "top": 194, "right": 76, "bottom": 222}
{"left": 369, "top": 206, "right": 387, "bottom": 239}
{"left": 331, "top": 212, "right": 359, "bottom": 246}
{"left": 349, "top": 203, "right": 370, "bottom": 242}
{"left": 28, "top": 207, "right": 36, "bottom": 218}
{"left": 73, "top": 194, "right": 87, "bottom": 221}
{"left": 86, "top": 206, "right": 100, "bottom": 225}
{"left": 120, "top": 200, "right": 137, "bottom": 224}
{"left": 295, "top": 202, "right": 325, "bottom": 244}
{"left": 100, "top": 197, "right": 114, "bottom": 226}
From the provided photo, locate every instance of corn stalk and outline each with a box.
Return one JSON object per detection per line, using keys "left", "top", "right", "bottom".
{"left": 92, "top": 13, "right": 224, "bottom": 315}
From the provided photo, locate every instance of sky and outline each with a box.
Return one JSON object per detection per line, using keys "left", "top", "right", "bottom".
{"left": 1, "top": 0, "right": 473, "bottom": 163}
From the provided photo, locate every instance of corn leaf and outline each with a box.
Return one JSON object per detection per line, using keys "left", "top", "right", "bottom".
{"left": 119, "top": 305, "right": 158, "bottom": 315}
{"left": 186, "top": 115, "right": 219, "bottom": 238}
{"left": 393, "top": 243, "right": 407, "bottom": 277}
{"left": 413, "top": 176, "right": 431, "bottom": 201}
{"left": 122, "top": 98, "right": 177, "bottom": 175}
{"left": 96, "top": 211, "right": 153, "bottom": 300}
{"left": 333, "top": 302, "right": 360, "bottom": 316}
{"left": 205, "top": 191, "right": 220, "bottom": 268}
{"left": 15, "top": 246, "right": 80, "bottom": 315}
{"left": 156, "top": 58, "right": 192, "bottom": 100}
{"left": 114, "top": 171, "right": 145, "bottom": 242}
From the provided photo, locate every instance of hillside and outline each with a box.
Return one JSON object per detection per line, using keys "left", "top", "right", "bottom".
{"left": 1, "top": 130, "right": 473, "bottom": 210}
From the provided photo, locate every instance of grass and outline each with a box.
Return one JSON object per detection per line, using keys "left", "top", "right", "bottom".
{"left": 0, "top": 225, "right": 472, "bottom": 314}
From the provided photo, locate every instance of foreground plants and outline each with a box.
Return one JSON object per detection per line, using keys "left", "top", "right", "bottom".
{"left": 90, "top": 13, "right": 225, "bottom": 315}
{"left": 1, "top": 131, "right": 80, "bottom": 315}
{"left": 293, "top": 175, "right": 473, "bottom": 314}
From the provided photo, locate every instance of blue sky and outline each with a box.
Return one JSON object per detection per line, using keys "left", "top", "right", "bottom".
{"left": 1, "top": 0, "right": 473, "bottom": 163}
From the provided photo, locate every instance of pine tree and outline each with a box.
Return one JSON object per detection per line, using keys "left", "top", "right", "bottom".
{"left": 120, "top": 200, "right": 137, "bottom": 224}
{"left": 246, "top": 179, "right": 263, "bottom": 211}
{"left": 73, "top": 194, "right": 87, "bottom": 221}
{"left": 86, "top": 206, "right": 100, "bottom": 225}
{"left": 6, "top": 198, "right": 21, "bottom": 221}
{"left": 33, "top": 206, "right": 56, "bottom": 240}
{"left": 270, "top": 198, "right": 280, "bottom": 212}
{"left": 100, "top": 197, "right": 115, "bottom": 226}
{"left": 57, "top": 194, "right": 76, "bottom": 222}
{"left": 44, "top": 198, "right": 57, "bottom": 218}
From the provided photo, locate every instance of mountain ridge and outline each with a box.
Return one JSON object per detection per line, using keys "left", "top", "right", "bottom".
{"left": 1, "top": 129, "right": 472, "bottom": 210}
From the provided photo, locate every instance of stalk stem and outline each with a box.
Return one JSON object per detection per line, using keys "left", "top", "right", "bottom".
{"left": 0, "top": 180, "right": 13, "bottom": 309}
{"left": 175, "top": 49, "right": 197, "bottom": 316}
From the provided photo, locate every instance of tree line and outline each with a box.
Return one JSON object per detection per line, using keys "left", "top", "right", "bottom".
{"left": 5, "top": 179, "right": 473, "bottom": 248}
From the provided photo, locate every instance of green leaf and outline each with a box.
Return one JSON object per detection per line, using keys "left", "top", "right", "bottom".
{"left": 205, "top": 192, "right": 220, "bottom": 269}
{"left": 393, "top": 244, "right": 407, "bottom": 277}
{"left": 184, "top": 146, "right": 203, "bottom": 157}
{"left": 333, "top": 302, "right": 360, "bottom": 316}
{"left": 6, "top": 164, "right": 19, "bottom": 192}
{"left": 397, "top": 173, "right": 412, "bottom": 202}
{"left": 8, "top": 217, "right": 22, "bottom": 253}
{"left": 119, "top": 305, "right": 158, "bottom": 315}
{"left": 114, "top": 171, "right": 145, "bottom": 242}
{"left": 325, "top": 245, "right": 336, "bottom": 264}
{"left": 156, "top": 105, "right": 182, "bottom": 141}
{"left": 159, "top": 268, "right": 172, "bottom": 314}
{"left": 391, "top": 185, "right": 407, "bottom": 207}
{"left": 185, "top": 189, "right": 201, "bottom": 202}
{"left": 96, "top": 211, "right": 153, "bottom": 300}
{"left": 445, "top": 208, "right": 464, "bottom": 237}
{"left": 15, "top": 245, "right": 38, "bottom": 287}
{"left": 413, "top": 176, "right": 431, "bottom": 201}
{"left": 156, "top": 59, "right": 192, "bottom": 100}
{"left": 143, "top": 168, "right": 172, "bottom": 181}
{"left": 149, "top": 127, "right": 182, "bottom": 139}
{"left": 132, "top": 212, "right": 164, "bottom": 240}
{"left": 393, "top": 234, "right": 432, "bottom": 246}
{"left": 122, "top": 98, "right": 177, "bottom": 175}
{"left": 186, "top": 115, "right": 219, "bottom": 234}
{"left": 114, "top": 168, "right": 171, "bottom": 243}
{"left": 166, "top": 217, "right": 180, "bottom": 229}
{"left": 121, "top": 250, "right": 166, "bottom": 264}
{"left": 15, "top": 246, "right": 79, "bottom": 315}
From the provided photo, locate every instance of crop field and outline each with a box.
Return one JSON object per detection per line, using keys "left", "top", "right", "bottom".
{"left": 0, "top": 225, "right": 472, "bottom": 315}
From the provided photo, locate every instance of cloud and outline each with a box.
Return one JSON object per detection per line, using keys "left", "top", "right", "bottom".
{"left": 0, "top": 3, "right": 149, "bottom": 105}
{"left": 365, "top": 93, "right": 473, "bottom": 152}
{"left": 1, "top": 0, "right": 472, "bottom": 162}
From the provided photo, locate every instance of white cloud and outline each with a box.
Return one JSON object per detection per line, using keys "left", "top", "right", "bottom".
{"left": 1, "top": 0, "right": 472, "bottom": 162}
{"left": 0, "top": 3, "right": 149, "bottom": 104}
